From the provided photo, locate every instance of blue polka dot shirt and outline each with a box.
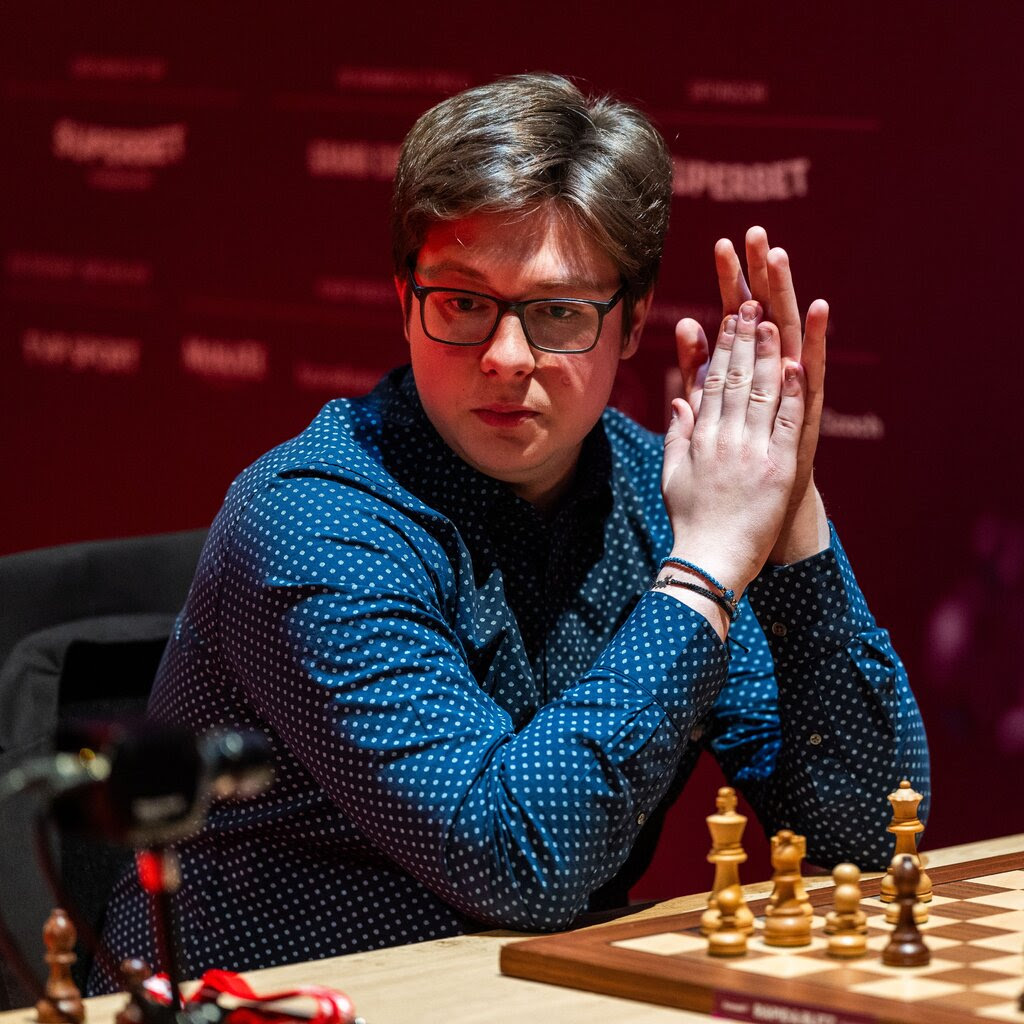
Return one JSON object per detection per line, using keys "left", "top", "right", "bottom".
{"left": 94, "top": 366, "right": 930, "bottom": 990}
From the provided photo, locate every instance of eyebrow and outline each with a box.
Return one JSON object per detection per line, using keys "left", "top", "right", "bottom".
{"left": 416, "top": 259, "right": 614, "bottom": 295}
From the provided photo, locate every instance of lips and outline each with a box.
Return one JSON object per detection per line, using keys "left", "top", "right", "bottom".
{"left": 472, "top": 406, "right": 537, "bottom": 428}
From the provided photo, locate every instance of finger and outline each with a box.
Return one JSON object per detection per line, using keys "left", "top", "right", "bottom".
{"left": 767, "top": 246, "right": 802, "bottom": 362}
{"left": 745, "top": 226, "right": 771, "bottom": 306}
{"left": 715, "top": 238, "right": 750, "bottom": 313}
{"left": 664, "top": 397, "right": 695, "bottom": 450}
{"left": 719, "top": 300, "right": 762, "bottom": 426}
{"left": 801, "top": 298, "right": 828, "bottom": 404}
{"left": 674, "top": 317, "right": 710, "bottom": 416}
{"left": 768, "top": 360, "right": 806, "bottom": 470}
{"left": 696, "top": 313, "right": 739, "bottom": 425}
{"left": 744, "top": 320, "right": 783, "bottom": 435}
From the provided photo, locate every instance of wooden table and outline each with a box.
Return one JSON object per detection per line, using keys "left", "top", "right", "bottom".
{"left": 2, "top": 835, "right": 1020, "bottom": 1024}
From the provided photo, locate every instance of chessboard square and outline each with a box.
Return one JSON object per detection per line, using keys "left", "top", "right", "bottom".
{"left": 927, "top": 965, "right": 1021, "bottom": 987}
{"left": 611, "top": 932, "right": 706, "bottom": 956}
{"left": 926, "top": 921, "right": 1015, "bottom": 941}
{"left": 972, "top": 870, "right": 1024, "bottom": 889}
{"left": 934, "top": 942, "right": 1021, "bottom": 964}
{"left": 921, "top": 989, "right": 1015, "bottom": 1012}
{"left": 973, "top": 953, "right": 1024, "bottom": 974}
{"left": 804, "top": 966, "right": 887, "bottom": 989}
{"left": 929, "top": 900, "right": 1014, "bottom": 920}
{"left": 975, "top": 976, "right": 1024, "bottom": 998}
{"left": 978, "top": 1003, "right": 1024, "bottom": 1023}
{"left": 964, "top": 889, "right": 1024, "bottom": 910}
{"left": 851, "top": 975, "right": 966, "bottom": 1001}
{"left": 728, "top": 953, "right": 837, "bottom": 978}
{"left": 970, "top": 929, "right": 1024, "bottom": 953}
{"left": 748, "top": 935, "right": 828, "bottom": 956}
{"left": 970, "top": 909, "right": 1024, "bottom": 931}
{"left": 934, "top": 881, "right": 1012, "bottom": 900}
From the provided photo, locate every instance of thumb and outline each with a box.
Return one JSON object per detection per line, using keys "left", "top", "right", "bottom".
{"left": 664, "top": 397, "right": 695, "bottom": 454}
{"left": 674, "top": 317, "right": 710, "bottom": 415}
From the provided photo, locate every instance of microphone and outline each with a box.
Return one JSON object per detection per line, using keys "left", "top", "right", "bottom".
{"left": 38, "top": 722, "right": 274, "bottom": 847}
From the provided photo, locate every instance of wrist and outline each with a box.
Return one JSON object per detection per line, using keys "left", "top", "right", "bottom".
{"left": 650, "top": 580, "right": 731, "bottom": 641}
{"left": 769, "top": 485, "right": 829, "bottom": 565}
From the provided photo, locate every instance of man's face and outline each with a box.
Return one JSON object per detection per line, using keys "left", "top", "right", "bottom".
{"left": 398, "top": 206, "right": 649, "bottom": 509}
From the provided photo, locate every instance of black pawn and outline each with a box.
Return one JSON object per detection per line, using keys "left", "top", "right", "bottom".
{"left": 882, "top": 855, "right": 930, "bottom": 967}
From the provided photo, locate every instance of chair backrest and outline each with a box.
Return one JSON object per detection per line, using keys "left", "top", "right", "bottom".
{"left": 0, "top": 530, "right": 207, "bottom": 1009}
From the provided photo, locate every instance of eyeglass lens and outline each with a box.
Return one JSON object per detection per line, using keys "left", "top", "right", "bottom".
{"left": 422, "top": 292, "right": 601, "bottom": 351}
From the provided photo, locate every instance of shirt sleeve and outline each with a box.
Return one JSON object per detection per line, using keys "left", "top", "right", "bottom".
{"left": 219, "top": 475, "right": 729, "bottom": 931}
{"left": 708, "top": 522, "right": 931, "bottom": 870}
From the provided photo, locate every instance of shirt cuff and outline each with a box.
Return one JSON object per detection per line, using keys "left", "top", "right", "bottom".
{"left": 744, "top": 522, "right": 877, "bottom": 669}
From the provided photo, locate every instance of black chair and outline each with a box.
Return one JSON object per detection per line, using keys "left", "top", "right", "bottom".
{"left": 0, "top": 530, "right": 207, "bottom": 1009}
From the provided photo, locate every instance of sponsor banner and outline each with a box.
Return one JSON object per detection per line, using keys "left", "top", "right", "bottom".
{"left": 5, "top": 250, "right": 153, "bottom": 288}
{"left": 180, "top": 336, "right": 268, "bottom": 384}
{"left": 68, "top": 55, "right": 169, "bottom": 82}
{"left": 21, "top": 329, "right": 141, "bottom": 375}
{"left": 333, "top": 66, "right": 469, "bottom": 94}
{"left": 293, "top": 361, "right": 383, "bottom": 395}
{"left": 306, "top": 138, "right": 401, "bottom": 180}
{"left": 819, "top": 407, "right": 885, "bottom": 441}
{"left": 313, "top": 276, "right": 394, "bottom": 306}
{"left": 672, "top": 157, "right": 811, "bottom": 201}
{"left": 51, "top": 118, "right": 187, "bottom": 190}
{"left": 687, "top": 78, "right": 769, "bottom": 105}
{"left": 713, "top": 990, "right": 874, "bottom": 1024}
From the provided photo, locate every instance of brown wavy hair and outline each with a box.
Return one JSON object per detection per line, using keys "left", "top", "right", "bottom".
{"left": 391, "top": 73, "right": 672, "bottom": 326}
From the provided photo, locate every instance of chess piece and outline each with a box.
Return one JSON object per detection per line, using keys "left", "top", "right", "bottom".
{"left": 825, "top": 863, "right": 868, "bottom": 958}
{"left": 35, "top": 908, "right": 85, "bottom": 1024}
{"left": 880, "top": 780, "right": 931, "bottom": 923}
{"left": 764, "top": 830, "right": 812, "bottom": 947}
{"left": 115, "top": 960, "right": 152, "bottom": 1024}
{"left": 766, "top": 830, "right": 813, "bottom": 918}
{"left": 707, "top": 884, "right": 748, "bottom": 957}
{"left": 882, "top": 855, "right": 930, "bottom": 967}
{"left": 701, "top": 787, "right": 754, "bottom": 936}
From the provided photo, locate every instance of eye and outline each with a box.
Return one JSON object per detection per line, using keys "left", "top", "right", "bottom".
{"left": 445, "top": 295, "right": 487, "bottom": 314}
{"left": 537, "top": 302, "right": 582, "bottom": 321}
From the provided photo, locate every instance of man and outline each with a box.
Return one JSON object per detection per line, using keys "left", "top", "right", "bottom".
{"left": 95, "top": 73, "right": 928, "bottom": 988}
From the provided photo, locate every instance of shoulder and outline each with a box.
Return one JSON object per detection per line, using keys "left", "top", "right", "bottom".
{"left": 208, "top": 372, "right": 454, "bottom": 587}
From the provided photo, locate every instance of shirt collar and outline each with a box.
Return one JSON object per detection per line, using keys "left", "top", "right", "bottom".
{"left": 378, "top": 366, "right": 613, "bottom": 536}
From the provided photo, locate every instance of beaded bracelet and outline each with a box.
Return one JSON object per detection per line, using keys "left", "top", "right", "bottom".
{"left": 651, "top": 575, "right": 740, "bottom": 622}
{"left": 658, "top": 556, "right": 735, "bottom": 604}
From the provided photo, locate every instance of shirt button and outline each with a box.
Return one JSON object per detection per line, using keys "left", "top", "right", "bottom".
{"left": 808, "top": 733, "right": 823, "bottom": 746}
{"left": 637, "top": 812, "right": 647, "bottom": 825}
{"left": 771, "top": 622, "right": 787, "bottom": 637}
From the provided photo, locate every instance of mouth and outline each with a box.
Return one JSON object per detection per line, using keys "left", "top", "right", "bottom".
{"left": 472, "top": 406, "right": 538, "bottom": 428}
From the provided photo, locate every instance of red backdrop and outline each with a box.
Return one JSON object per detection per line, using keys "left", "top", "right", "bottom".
{"left": 2, "top": 1, "right": 1022, "bottom": 897}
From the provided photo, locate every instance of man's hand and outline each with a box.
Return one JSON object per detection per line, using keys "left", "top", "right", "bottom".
{"left": 675, "top": 226, "right": 829, "bottom": 565}
{"left": 662, "top": 301, "right": 806, "bottom": 638}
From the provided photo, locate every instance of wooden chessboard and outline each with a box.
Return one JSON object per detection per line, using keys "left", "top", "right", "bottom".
{"left": 500, "top": 852, "right": 1024, "bottom": 1024}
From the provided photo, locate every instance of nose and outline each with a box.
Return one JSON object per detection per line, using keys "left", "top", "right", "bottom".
{"left": 479, "top": 310, "right": 536, "bottom": 378}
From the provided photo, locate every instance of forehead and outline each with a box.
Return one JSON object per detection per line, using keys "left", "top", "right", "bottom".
{"left": 416, "top": 206, "right": 618, "bottom": 291}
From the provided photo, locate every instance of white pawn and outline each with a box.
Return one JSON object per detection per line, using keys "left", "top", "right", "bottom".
{"left": 826, "top": 863, "right": 867, "bottom": 958}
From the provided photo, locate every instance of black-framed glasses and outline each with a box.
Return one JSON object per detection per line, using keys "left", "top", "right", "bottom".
{"left": 406, "top": 260, "right": 626, "bottom": 354}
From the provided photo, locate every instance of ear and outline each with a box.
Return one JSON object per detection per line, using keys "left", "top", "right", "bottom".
{"left": 620, "top": 288, "right": 654, "bottom": 361}
{"left": 394, "top": 275, "right": 412, "bottom": 344}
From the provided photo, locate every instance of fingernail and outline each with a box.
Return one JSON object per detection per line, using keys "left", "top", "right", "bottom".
{"left": 725, "top": 315, "right": 737, "bottom": 334}
{"left": 785, "top": 366, "right": 797, "bottom": 382}
{"left": 757, "top": 324, "right": 772, "bottom": 342}
{"left": 740, "top": 301, "right": 759, "bottom": 322}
